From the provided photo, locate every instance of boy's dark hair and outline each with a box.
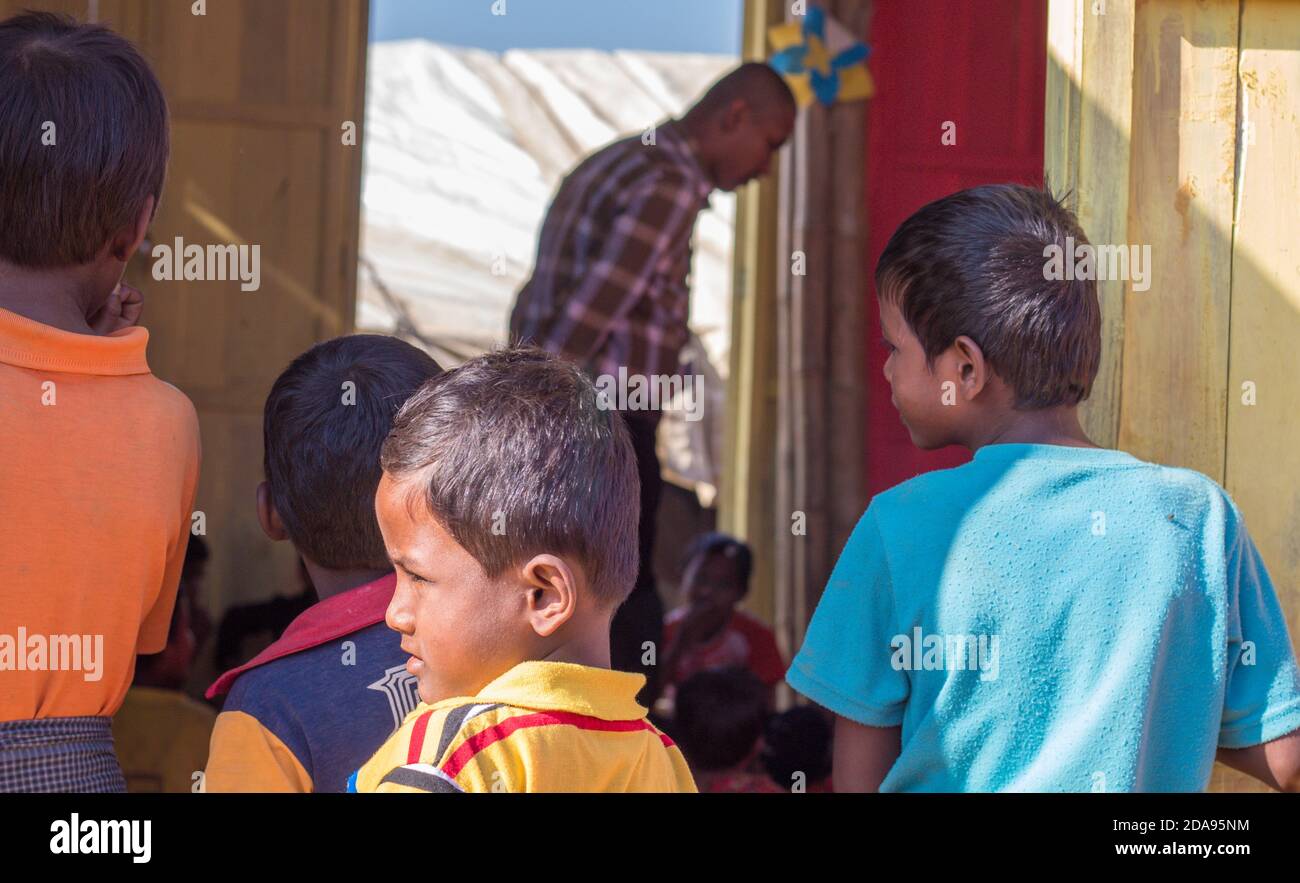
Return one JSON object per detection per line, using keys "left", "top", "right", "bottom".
{"left": 672, "top": 668, "right": 769, "bottom": 772}
{"left": 875, "top": 184, "right": 1101, "bottom": 409}
{"left": 264, "top": 335, "right": 441, "bottom": 572}
{"left": 760, "top": 705, "right": 832, "bottom": 789}
{"left": 380, "top": 346, "right": 639, "bottom": 606}
{"left": 681, "top": 531, "right": 753, "bottom": 597}
{"left": 0, "top": 12, "right": 169, "bottom": 267}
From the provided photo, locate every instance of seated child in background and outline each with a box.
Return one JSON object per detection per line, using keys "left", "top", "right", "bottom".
{"left": 113, "top": 541, "right": 216, "bottom": 793}
{"left": 670, "top": 668, "right": 782, "bottom": 793}
{"left": 788, "top": 184, "right": 1300, "bottom": 792}
{"left": 204, "top": 335, "right": 441, "bottom": 792}
{"left": 0, "top": 11, "right": 200, "bottom": 792}
{"left": 352, "top": 347, "right": 696, "bottom": 793}
{"left": 760, "top": 705, "right": 833, "bottom": 793}
{"left": 658, "top": 533, "right": 786, "bottom": 710}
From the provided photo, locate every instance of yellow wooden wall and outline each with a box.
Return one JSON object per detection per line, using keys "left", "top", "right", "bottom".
{"left": 0, "top": 0, "right": 370, "bottom": 685}
{"left": 1047, "top": 0, "right": 1300, "bottom": 792}
{"left": 722, "top": 0, "right": 785, "bottom": 628}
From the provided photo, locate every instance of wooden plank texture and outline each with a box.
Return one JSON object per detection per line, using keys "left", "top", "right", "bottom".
{"left": 1215, "top": 0, "right": 1300, "bottom": 794}
{"left": 1047, "top": 0, "right": 1300, "bottom": 792}
{"left": 1119, "top": 0, "right": 1238, "bottom": 477}
{"left": 0, "top": 2, "right": 370, "bottom": 680}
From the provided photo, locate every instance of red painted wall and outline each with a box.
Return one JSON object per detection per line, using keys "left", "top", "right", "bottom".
{"left": 864, "top": 0, "right": 1047, "bottom": 496}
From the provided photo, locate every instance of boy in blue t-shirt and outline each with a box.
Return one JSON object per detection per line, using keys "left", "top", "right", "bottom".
{"left": 787, "top": 184, "right": 1300, "bottom": 792}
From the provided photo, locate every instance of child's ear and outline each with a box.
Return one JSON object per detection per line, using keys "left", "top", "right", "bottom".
{"left": 108, "top": 195, "right": 155, "bottom": 264}
{"left": 255, "top": 481, "right": 290, "bottom": 542}
{"left": 951, "top": 335, "right": 989, "bottom": 399}
{"left": 520, "top": 554, "right": 578, "bottom": 638}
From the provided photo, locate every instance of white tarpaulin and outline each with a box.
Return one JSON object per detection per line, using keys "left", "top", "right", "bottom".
{"left": 358, "top": 41, "right": 735, "bottom": 501}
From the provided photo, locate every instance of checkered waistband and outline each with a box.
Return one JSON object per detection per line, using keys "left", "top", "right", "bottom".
{"left": 0, "top": 716, "right": 126, "bottom": 793}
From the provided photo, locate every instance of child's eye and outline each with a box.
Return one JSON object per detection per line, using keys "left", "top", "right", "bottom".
{"left": 880, "top": 337, "right": 895, "bottom": 352}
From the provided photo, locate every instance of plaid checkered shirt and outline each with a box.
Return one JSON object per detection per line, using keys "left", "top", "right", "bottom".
{"left": 509, "top": 120, "right": 714, "bottom": 381}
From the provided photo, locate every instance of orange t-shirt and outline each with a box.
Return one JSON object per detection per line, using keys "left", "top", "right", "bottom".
{"left": 0, "top": 306, "right": 200, "bottom": 720}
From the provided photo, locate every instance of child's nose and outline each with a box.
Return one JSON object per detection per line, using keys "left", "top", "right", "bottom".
{"left": 385, "top": 591, "right": 413, "bottom": 634}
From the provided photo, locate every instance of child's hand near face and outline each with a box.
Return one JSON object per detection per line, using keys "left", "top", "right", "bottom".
{"left": 89, "top": 282, "right": 143, "bottom": 334}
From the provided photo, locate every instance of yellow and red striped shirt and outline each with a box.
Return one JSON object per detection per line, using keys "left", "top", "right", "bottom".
{"left": 352, "top": 661, "right": 696, "bottom": 793}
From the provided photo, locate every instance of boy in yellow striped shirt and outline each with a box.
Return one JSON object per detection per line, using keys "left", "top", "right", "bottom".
{"left": 350, "top": 348, "right": 695, "bottom": 793}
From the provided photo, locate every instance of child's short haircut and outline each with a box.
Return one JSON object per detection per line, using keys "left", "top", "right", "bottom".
{"left": 681, "top": 531, "right": 753, "bottom": 597}
{"left": 264, "top": 335, "right": 441, "bottom": 572}
{"left": 0, "top": 12, "right": 168, "bottom": 267}
{"left": 875, "top": 184, "right": 1101, "bottom": 409}
{"left": 381, "top": 346, "right": 639, "bottom": 606}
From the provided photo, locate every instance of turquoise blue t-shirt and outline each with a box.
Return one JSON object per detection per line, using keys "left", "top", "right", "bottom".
{"left": 787, "top": 443, "right": 1300, "bottom": 792}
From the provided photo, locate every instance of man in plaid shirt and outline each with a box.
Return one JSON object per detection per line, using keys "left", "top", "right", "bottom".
{"left": 510, "top": 63, "right": 795, "bottom": 704}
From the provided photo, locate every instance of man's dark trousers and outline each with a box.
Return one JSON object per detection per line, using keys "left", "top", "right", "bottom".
{"left": 610, "top": 409, "right": 665, "bottom": 707}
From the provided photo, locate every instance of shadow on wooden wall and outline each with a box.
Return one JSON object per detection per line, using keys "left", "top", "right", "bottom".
{"left": 0, "top": 0, "right": 370, "bottom": 692}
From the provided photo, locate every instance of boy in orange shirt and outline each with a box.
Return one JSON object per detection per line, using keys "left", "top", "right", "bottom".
{"left": 0, "top": 12, "right": 200, "bottom": 791}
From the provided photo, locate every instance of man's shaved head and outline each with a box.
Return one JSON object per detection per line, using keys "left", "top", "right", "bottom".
{"left": 692, "top": 61, "right": 797, "bottom": 121}
{"left": 682, "top": 62, "right": 797, "bottom": 192}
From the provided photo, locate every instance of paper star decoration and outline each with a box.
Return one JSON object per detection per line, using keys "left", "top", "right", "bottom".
{"left": 768, "top": 5, "right": 874, "bottom": 107}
